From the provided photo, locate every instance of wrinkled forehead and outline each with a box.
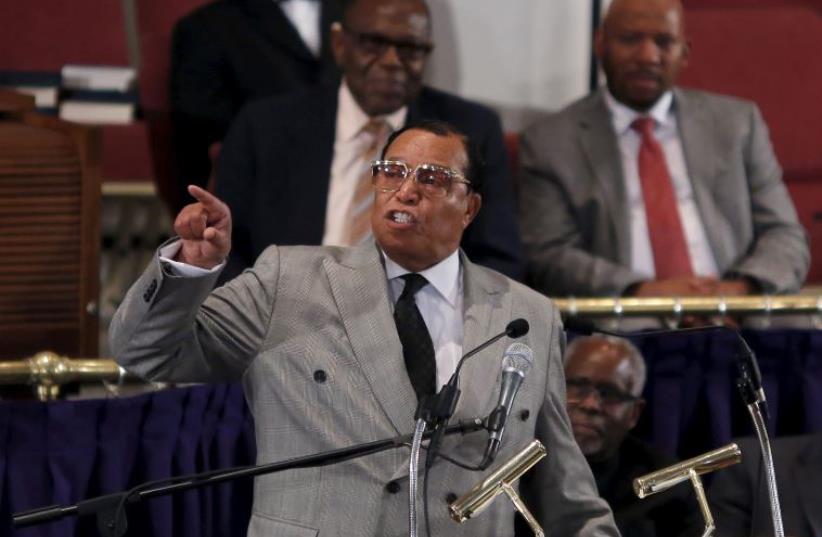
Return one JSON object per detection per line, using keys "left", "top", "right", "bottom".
{"left": 565, "top": 341, "right": 636, "bottom": 389}
{"left": 345, "top": 0, "right": 431, "bottom": 39}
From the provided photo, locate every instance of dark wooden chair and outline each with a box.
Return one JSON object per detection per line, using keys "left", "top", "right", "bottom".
{"left": 0, "top": 90, "right": 101, "bottom": 360}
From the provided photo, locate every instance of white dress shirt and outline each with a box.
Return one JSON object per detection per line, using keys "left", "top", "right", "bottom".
{"left": 384, "top": 249, "right": 463, "bottom": 390}
{"left": 322, "top": 82, "right": 407, "bottom": 247}
{"left": 604, "top": 89, "right": 719, "bottom": 279}
{"left": 277, "top": 0, "right": 322, "bottom": 57}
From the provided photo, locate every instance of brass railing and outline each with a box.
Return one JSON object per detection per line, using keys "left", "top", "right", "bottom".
{"left": 2, "top": 294, "right": 820, "bottom": 400}
{"left": 554, "top": 294, "right": 822, "bottom": 318}
{"left": 0, "top": 351, "right": 127, "bottom": 401}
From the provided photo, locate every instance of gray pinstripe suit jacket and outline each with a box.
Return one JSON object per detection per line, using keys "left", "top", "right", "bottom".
{"left": 110, "top": 240, "right": 618, "bottom": 536}
{"left": 519, "top": 87, "right": 809, "bottom": 297}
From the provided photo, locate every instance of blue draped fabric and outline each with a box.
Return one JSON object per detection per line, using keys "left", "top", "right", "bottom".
{"left": 1, "top": 330, "right": 821, "bottom": 536}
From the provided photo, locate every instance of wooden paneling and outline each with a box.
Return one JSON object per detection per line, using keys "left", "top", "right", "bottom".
{"left": 0, "top": 112, "right": 100, "bottom": 359}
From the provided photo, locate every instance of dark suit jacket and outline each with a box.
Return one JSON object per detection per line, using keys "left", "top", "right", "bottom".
{"left": 592, "top": 435, "right": 703, "bottom": 537}
{"left": 170, "top": 0, "right": 343, "bottom": 210}
{"left": 710, "top": 434, "right": 822, "bottom": 537}
{"left": 215, "top": 84, "right": 525, "bottom": 282}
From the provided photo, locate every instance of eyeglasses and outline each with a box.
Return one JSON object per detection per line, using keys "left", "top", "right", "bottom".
{"left": 343, "top": 25, "right": 433, "bottom": 63}
{"left": 566, "top": 378, "right": 639, "bottom": 406}
{"left": 371, "top": 159, "right": 471, "bottom": 197}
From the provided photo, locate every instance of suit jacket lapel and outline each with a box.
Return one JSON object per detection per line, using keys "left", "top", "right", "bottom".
{"left": 794, "top": 435, "right": 822, "bottom": 536}
{"left": 242, "top": 0, "right": 316, "bottom": 61}
{"left": 674, "top": 88, "right": 728, "bottom": 268}
{"left": 578, "top": 92, "right": 632, "bottom": 265}
{"left": 323, "top": 241, "right": 417, "bottom": 435}
{"left": 453, "top": 252, "right": 512, "bottom": 420}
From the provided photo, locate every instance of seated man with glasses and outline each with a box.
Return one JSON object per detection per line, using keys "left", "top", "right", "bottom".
{"left": 213, "top": 0, "right": 523, "bottom": 286}
{"left": 563, "top": 335, "right": 702, "bottom": 537}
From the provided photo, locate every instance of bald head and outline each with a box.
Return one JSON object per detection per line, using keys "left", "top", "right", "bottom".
{"left": 596, "top": 0, "right": 689, "bottom": 111}
{"left": 565, "top": 335, "right": 646, "bottom": 396}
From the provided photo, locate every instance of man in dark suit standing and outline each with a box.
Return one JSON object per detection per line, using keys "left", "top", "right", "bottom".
{"left": 171, "top": 0, "right": 344, "bottom": 210}
{"left": 710, "top": 433, "right": 822, "bottom": 537}
{"left": 214, "top": 0, "right": 524, "bottom": 283}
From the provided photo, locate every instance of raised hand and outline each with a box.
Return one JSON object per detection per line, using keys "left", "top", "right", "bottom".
{"left": 173, "top": 185, "right": 232, "bottom": 269}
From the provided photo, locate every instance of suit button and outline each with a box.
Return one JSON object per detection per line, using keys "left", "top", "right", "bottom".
{"left": 445, "top": 492, "right": 458, "bottom": 503}
{"left": 519, "top": 409, "right": 530, "bottom": 421}
{"left": 313, "top": 370, "right": 327, "bottom": 383}
{"left": 386, "top": 480, "right": 401, "bottom": 494}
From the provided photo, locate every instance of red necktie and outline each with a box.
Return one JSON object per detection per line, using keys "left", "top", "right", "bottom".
{"left": 631, "top": 117, "right": 693, "bottom": 279}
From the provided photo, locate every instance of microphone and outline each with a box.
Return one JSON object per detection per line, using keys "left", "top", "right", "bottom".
{"left": 420, "top": 318, "right": 530, "bottom": 424}
{"left": 422, "top": 318, "right": 529, "bottom": 468}
{"left": 449, "top": 439, "right": 547, "bottom": 525}
{"left": 480, "top": 343, "right": 533, "bottom": 469}
{"left": 633, "top": 442, "right": 742, "bottom": 498}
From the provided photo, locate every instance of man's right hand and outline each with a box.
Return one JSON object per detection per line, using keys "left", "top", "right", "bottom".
{"left": 173, "top": 185, "right": 232, "bottom": 269}
{"left": 629, "top": 277, "right": 719, "bottom": 297}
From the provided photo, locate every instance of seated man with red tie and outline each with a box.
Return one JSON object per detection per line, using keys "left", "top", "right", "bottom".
{"left": 517, "top": 0, "right": 808, "bottom": 298}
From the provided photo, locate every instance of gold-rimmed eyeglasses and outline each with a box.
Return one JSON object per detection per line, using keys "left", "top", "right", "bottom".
{"left": 371, "top": 159, "right": 471, "bottom": 197}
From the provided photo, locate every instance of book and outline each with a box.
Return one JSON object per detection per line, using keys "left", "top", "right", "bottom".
{"left": 61, "top": 64, "right": 136, "bottom": 92}
{"left": 59, "top": 101, "right": 135, "bottom": 125}
{"left": 0, "top": 70, "right": 61, "bottom": 109}
{"left": 59, "top": 87, "right": 138, "bottom": 125}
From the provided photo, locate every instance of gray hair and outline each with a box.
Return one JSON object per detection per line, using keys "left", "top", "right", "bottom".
{"left": 564, "top": 334, "right": 647, "bottom": 396}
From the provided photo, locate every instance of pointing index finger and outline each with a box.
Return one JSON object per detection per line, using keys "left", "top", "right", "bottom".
{"left": 187, "top": 185, "right": 226, "bottom": 212}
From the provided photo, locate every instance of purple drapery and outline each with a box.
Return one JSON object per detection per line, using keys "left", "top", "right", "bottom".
{"left": 0, "top": 384, "right": 254, "bottom": 537}
{"left": 1, "top": 329, "right": 821, "bottom": 536}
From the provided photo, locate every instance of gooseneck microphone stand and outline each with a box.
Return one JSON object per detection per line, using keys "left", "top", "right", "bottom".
{"left": 736, "top": 342, "right": 784, "bottom": 537}
{"left": 13, "top": 419, "right": 487, "bottom": 537}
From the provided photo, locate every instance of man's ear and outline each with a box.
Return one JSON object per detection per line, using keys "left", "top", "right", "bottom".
{"left": 330, "top": 21, "right": 345, "bottom": 67}
{"left": 463, "top": 192, "right": 482, "bottom": 229}
{"left": 627, "top": 398, "right": 646, "bottom": 430}
{"left": 593, "top": 27, "right": 605, "bottom": 61}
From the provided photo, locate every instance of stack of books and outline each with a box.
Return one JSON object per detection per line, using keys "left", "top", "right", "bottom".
{"left": 58, "top": 65, "right": 138, "bottom": 125}
{"left": 0, "top": 70, "right": 61, "bottom": 114}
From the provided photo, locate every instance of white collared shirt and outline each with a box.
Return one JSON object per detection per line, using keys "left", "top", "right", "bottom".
{"left": 277, "top": 0, "right": 322, "bottom": 57}
{"left": 322, "top": 81, "right": 407, "bottom": 247}
{"left": 384, "top": 249, "right": 463, "bottom": 390}
{"left": 604, "top": 89, "right": 719, "bottom": 279}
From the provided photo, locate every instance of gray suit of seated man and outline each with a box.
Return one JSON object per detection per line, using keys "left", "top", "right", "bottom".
{"left": 519, "top": 0, "right": 808, "bottom": 298}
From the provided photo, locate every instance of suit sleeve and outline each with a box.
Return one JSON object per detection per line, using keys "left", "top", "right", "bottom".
{"left": 518, "top": 126, "right": 646, "bottom": 296}
{"left": 108, "top": 243, "right": 280, "bottom": 383}
{"left": 525, "top": 306, "right": 620, "bottom": 536}
{"left": 724, "top": 104, "right": 809, "bottom": 292}
{"left": 170, "top": 14, "right": 238, "bottom": 211}
{"left": 459, "top": 110, "right": 526, "bottom": 281}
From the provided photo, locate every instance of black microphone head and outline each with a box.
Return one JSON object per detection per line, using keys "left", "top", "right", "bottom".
{"left": 505, "top": 318, "right": 529, "bottom": 338}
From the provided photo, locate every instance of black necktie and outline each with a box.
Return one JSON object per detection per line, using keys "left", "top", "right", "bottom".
{"left": 394, "top": 274, "right": 437, "bottom": 402}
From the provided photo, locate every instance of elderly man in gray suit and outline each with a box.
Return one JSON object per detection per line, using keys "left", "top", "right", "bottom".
{"left": 110, "top": 121, "right": 619, "bottom": 536}
{"left": 519, "top": 0, "right": 809, "bottom": 298}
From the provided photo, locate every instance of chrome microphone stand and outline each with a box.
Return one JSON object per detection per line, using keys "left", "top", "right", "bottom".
{"left": 745, "top": 398, "right": 784, "bottom": 537}
{"left": 737, "top": 344, "right": 784, "bottom": 537}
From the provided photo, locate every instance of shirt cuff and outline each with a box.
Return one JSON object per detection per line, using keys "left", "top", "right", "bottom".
{"left": 159, "top": 240, "right": 225, "bottom": 277}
